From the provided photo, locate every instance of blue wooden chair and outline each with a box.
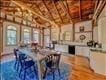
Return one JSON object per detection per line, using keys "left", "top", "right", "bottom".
{"left": 18, "top": 52, "right": 38, "bottom": 80}
{"left": 43, "top": 54, "right": 61, "bottom": 80}
{"left": 14, "top": 49, "right": 27, "bottom": 72}
{"left": 14, "top": 49, "right": 38, "bottom": 80}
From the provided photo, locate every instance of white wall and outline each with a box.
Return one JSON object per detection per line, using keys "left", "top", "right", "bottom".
{"left": 51, "top": 24, "right": 73, "bottom": 41}
{"left": 44, "top": 21, "right": 92, "bottom": 43}
{"left": 3, "top": 21, "right": 20, "bottom": 54}
{"left": 44, "top": 28, "right": 50, "bottom": 47}
{"left": 75, "top": 20, "right": 92, "bottom": 43}
{"left": 61, "top": 24, "right": 73, "bottom": 41}
{"left": 98, "top": 5, "right": 106, "bottom": 51}
{"left": 93, "top": 27, "right": 98, "bottom": 42}
{"left": 51, "top": 26, "right": 59, "bottom": 41}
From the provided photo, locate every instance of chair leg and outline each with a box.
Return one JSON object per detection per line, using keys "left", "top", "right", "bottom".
{"left": 19, "top": 67, "right": 22, "bottom": 78}
{"left": 14, "top": 61, "right": 17, "bottom": 69}
{"left": 23, "top": 69, "right": 26, "bottom": 80}
{"left": 33, "top": 66, "right": 38, "bottom": 79}
{"left": 16, "top": 62, "right": 20, "bottom": 71}
{"left": 43, "top": 68, "right": 47, "bottom": 79}
{"left": 58, "top": 68, "right": 61, "bottom": 79}
{"left": 14, "top": 61, "right": 20, "bottom": 72}
{"left": 52, "top": 69, "right": 55, "bottom": 80}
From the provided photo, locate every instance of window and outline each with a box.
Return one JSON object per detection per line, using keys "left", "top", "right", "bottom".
{"left": 23, "top": 29, "right": 30, "bottom": 43}
{"left": 6, "top": 26, "right": 17, "bottom": 45}
{"left": 64, "top": 32, "right": 71, "bottom": 41}
{"left": 44, "top": 35, "right": 50, "bottom": 47}
{"left": 33, "top": 30, "right": 39, "bottom": 43}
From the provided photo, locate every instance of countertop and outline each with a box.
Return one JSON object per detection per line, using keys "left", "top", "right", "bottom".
{"left": 55, "top": 42, "right": 88, "bottom": 47}
{"left": 90, "top": 48, "right": 106, "bottom": 53}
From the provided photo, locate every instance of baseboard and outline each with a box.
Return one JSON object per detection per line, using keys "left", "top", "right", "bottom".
{"left": 1, "top": 53, "right": 13, "bottom": 58}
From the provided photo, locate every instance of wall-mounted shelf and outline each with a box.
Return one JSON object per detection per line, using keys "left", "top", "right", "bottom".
{"left": 75, "top": 31, "right": 92, "bottom": 33}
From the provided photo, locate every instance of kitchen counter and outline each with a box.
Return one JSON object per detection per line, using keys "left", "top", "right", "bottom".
{"left": 90, "top": 49, "right": 106, "bottom": 76}
{"left": 90, "top": 47, "right": 106, "bottom": 53}
{"left": 56, "top": 42, "right": 87, "bottom": 47}
{"left": 54, "top": 42, "right": 90, "bottom": 58}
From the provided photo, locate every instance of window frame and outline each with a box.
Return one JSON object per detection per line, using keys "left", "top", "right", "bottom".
{"left": 6, "top": 25, "right": 17, "bottom": 46}
{"left": 23, "top": 28, "right": 31, "bottom": 44}
{"left": 33, "top": 30, "right": 39, "bottom": 43}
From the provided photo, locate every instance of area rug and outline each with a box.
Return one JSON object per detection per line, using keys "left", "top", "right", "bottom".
{"left": 0, "top": 60, "right": 70, "bottom": 80}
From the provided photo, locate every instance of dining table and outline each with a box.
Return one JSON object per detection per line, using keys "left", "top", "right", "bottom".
{"left": 18, "top": 48, "right": 58, "bottom": 80}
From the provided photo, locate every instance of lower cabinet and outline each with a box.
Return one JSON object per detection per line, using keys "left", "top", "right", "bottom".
{"left": 90, "top": 50, "right": 106, "bottom": 76}
{"left": 55, "top": 44, "right": 90, "bottom": 58}
{"left": 75, "top": 46, "right": 90, "bottom": 58}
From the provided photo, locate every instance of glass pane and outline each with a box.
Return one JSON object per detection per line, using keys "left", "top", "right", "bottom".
{"left": 33, "top": 33, "right": 39, "bottom": 43}
{"left": 24, "top": 32, "right": 30, "bottom": 43}
{"left": 24, "top": 29, "right": 30, "bottom": 32}
{"left": 7, "top": 30, "right": 17, "bottom": 45}
{"left": 7, "top": 26, "right": 16, "bottom": 30}
{"left": 7, "top": 37, "right": 16, "bottom": 45}
{"left": 34, "top": 30, "right": 38, "bottom": 34}
{"left": 7, "top": 30, "right": 16, "bottom": 37}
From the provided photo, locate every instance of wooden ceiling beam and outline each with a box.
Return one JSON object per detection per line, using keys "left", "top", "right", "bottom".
{"left": 52, "top": 0, "right": 64, "bottom": 24}
{"left": 93, "top": 0, "right": 106, "bottom": 19}
{"left": 94, "top": 0, "right": 99, "bottom": 12}
{"left": 33, "top": 2, "right": 44, "bottom": 16}
{"left": 0, "top": 9, "right": 18, "bottom": 12}
{"left": 59, "top": 0, "right": 73, "bottom": 23}
{"left": 0, "top": 6, "right": 17, "bottom": 8}
{"left": 65, "top": 0, "right": 74, "bottom": 23}
{"left": 1, "top": 0, "right": 10, "bottom": 2}
{"left": 79, "top": 0, "right": 82, "bottom": 20}
{"left": 2, "top": 11, "right": 42, "bottom": 27}
{"left": 0, "top": 17, "right": 40, "bottom": 29}
{"left": 12, "top": 0, "right": 58, "bottom": 27}
{"left": 3, "top": 11, "right": 32, "bottom": 22}
{"left": 42, "top": 0, "right": 56, "bottom": 24}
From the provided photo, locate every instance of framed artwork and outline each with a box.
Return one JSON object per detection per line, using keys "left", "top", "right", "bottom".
{"left": 79, "top": 26, "right": 84, "bottom": 32}
{"left": 79, "top": 35, "right": 86, "bottom": 40}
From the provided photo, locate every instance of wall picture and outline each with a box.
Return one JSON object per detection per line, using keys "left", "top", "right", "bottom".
{"left": 79, "top": 26, "right": 84, "bottom": 32}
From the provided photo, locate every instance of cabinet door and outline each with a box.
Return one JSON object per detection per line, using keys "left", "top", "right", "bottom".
{"left": 75, "top": 46, "right": 90, "bottom": 58}
{"left": 75, "top": 46, "right": 83, "bottom": 56}
{"left": 83, "top": 47, "right": 90, "bottom": 58}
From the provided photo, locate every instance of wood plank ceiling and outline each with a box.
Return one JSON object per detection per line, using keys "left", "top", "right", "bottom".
{"left": 0, "top": 0, "right": 96, "bottom": 28}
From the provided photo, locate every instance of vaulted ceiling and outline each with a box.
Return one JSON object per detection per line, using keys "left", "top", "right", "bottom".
{"left": 0, "top": 0, "right": 97, "bottom": 28}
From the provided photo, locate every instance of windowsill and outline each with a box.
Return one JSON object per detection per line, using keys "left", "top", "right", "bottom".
{"left": 6, "top": 44, "right": 17, "bottom": 46}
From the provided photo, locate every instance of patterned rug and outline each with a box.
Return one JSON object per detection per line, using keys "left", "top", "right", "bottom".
{"left": 0, "top": 60, "right": 71, "bottom": 80}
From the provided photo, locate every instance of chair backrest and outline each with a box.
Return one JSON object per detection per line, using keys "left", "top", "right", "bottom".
{"left": 40, "top": 53, "right": 61, "bottom": 79}
{"left": 45, "top": 53, "right": 61, "bottom": 68}
{"left": 14, "top": 48, "right": 27, "bottom": 67}
{"left": 52, "top": 53, "right": 61, "bottom": 68}
{"left": 14, "top": 48, "right": 19, "bottom": 60}
{"left": 45, "top": 54, "right": 53, "bottom": 67}
{"left": 18, "top": 52, "right": 27, "bottom": 67}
